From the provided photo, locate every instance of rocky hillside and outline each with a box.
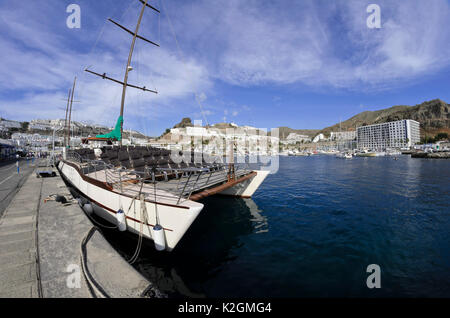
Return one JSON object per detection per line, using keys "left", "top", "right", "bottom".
{"left": 173, "top": 117, "right": 194, "bottom": 129}
{"left": 319, "top": 99, "right": 449, "bottom": 138}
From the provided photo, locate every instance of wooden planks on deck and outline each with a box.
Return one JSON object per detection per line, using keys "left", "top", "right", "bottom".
{"left": 189, "top": 171, "right": 257, "bottom": 201}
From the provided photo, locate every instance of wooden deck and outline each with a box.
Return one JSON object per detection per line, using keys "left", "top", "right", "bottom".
{"left": 82, "top": 163, "right": 254, "bottom": 203}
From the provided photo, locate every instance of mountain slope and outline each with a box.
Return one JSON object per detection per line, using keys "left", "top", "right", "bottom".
{"left": 319, "top": 99, "right": 449, "bottom": 137}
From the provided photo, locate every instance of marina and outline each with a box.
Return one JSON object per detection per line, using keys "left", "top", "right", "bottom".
{"left": 0, "top": 0, "right": 450, "bottom": 305}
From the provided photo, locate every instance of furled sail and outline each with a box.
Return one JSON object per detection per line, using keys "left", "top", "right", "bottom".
{"left": 96, "top": 116, "right": 123, "bottom": 141}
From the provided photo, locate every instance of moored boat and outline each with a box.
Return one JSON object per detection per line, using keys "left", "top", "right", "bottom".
{"left": 57, "top": 0, "right": 270, "bottom": 251}
{"left": 58, "top": 147, "right": 269, "bottom": 251}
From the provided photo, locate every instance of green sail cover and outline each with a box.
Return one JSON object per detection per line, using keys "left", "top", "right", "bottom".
{"left": 96, "top": 116, "right": 123, "bottom": 141}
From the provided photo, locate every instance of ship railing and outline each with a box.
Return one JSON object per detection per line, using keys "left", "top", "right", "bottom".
{"left": 65, "top": 153, "right": 252, "bottom": 205}
{"left": 67, "top": 151, "right": 83, "bottom": 163}
{"left": 171, "top": 162, "right": 251, "bottom": 204}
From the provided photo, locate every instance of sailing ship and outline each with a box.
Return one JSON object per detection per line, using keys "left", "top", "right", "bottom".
{"left": 57, "top": 0, "right": 269, "bottom": 251}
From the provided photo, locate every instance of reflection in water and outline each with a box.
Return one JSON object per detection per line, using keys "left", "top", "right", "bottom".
{"left": 101, "top": 196, "right": 268, "bottom": 297}
{"left": 244, "top": 198, "right": 268, "bottom": 234}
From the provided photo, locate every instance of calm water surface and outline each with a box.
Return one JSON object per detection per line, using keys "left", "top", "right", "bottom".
{"left": 102, "top": 155, "right": 450, "bottom": 297}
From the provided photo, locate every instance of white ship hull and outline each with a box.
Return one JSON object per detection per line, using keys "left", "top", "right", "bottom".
{"left": 220, "top": 170, "right": 270, "bottom": 198}
{"left": 58, "top": 160, "right": 268, "bottom": 251}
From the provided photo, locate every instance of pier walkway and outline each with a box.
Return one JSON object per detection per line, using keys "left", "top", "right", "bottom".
{"left": 0, "top": 163, "right": 161, "bottom": 298}
{"left": 0, "top": 158, "right": 37, "bottom": 218}
{"left": 0, "top": 164, "right": 42, "bottom": 297}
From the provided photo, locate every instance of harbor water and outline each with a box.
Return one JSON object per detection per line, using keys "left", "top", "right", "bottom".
{"left": 101, "top": 155, "right": 450, "bottom": 297}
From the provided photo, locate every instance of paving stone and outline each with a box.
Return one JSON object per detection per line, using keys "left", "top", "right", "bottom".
{"left": 0, "top": 250, "right": 36, "bottom": 268}
{"left": 0, "top": 238, "right": 35, "bottom": 254}
{"left": 0, "top": 282, "right": 39, "bottom": 298}
{"left": 0, "top": 230, "right": 35, "bottom": 243}
{"left": 0, "top": 215, "right": 35, "bottom": 227}
{"left": 0, "top": 263, "right": 37, "bottom": 288}
{"left": 0, "top": 222, "right": 36, "bottom": 235}
{"left": 0, "top": 211, "right": 35, "bottom": 218}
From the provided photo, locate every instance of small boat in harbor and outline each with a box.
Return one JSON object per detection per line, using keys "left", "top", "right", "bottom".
{"left": 355, "top": 151, "right": 386, "bottom": 157}
{"left": 386, "top": 149, "right": 402, "bottom": 156}
{"left": 57, "top": 0, "right": 269, "bottom": 251}
{"left": 336, "top": 152, "right": 353, "bottom": 159}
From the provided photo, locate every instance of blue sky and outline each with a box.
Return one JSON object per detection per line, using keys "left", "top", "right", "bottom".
{"left": 0, "top": 0, "right": 449, "bottom": 136}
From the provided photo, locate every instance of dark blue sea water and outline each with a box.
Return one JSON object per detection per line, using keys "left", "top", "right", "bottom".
{"left": 102, "top": 155, "right": 450, "bottom": 297}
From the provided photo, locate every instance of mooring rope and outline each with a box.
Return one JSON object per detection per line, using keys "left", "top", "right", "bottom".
{"left": 80, "top": 227, "right": 110, "bottom": 298}
{"left": 126, "top": 181, "right": 150, "bottom": 265}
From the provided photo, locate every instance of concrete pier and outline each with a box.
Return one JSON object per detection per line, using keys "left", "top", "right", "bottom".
{"left": 0, "top": 167, "right": 41, "bottom": 297}
{"left": 411, "top": 152, "right": 450, "bottom": 159}
{"left": 0, "top": 159, "right": 36, "bottom": 218}
{"left": 0, "top": 165, "right": 162, "bottom": 298}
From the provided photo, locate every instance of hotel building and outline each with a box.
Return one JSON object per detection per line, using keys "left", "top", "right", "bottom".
{"left": 357, "top": 119, "right": 420, "bottom": 150}
{"left": 330, "top": 131, "right": 357, "bottom": 141}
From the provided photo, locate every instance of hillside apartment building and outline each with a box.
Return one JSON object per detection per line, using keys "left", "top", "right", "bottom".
{"left": 357, "top": 119, "right": 420, "bottom": 150}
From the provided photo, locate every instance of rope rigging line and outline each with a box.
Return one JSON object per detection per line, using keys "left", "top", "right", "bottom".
{"left": 160, "top": 0, "right": 210, "bottom": 127}
{"left": 76, "top": 0, "right": 138, "bottom": 122}
{"left": 126, "top": 180, "right": 148, "bottom": 265}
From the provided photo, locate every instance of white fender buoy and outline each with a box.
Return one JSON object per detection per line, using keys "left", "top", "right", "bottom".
{"left": 83, "top": 203, "right": 94, "bottom": 215}
{"left": 152, "top": 224, "right": 166, "bottom": 251}
{"left": 116, "top": 209, "right": 127, "bottom": 232}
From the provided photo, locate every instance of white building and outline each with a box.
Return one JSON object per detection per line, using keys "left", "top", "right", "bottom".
{"left": 330, "top": 131, "right": 356, "bottom": 141}
{"left": 357, "top": 119, "right": 420, "bottom": 150}
{"left": 186, "top": 126, "right": 208, "bottom": 137}
{"left": 283, "top": 133, "right": 311, "bottom": 144}
{"left": 168, "top": 124, "right": 279, "bottom": 155}
{"left": 29, "top": 123, "right": 52, "bottom": 131}
{"left": 313, "top": 133, "right": 326, "bottom": 143}
{"left": 0, "top": 120, "right": 21, "bottom": 129}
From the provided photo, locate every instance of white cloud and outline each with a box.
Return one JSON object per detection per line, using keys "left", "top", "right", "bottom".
{"left": 0, "top": 0, "right": 212, "bottom": 125}
{"left": 196, "top": 92, "right": 207, "bottom": 103}
{"left": 175, "top": 0, "right": 450, "bottom": 90}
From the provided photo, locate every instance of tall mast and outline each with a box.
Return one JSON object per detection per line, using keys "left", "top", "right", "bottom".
{"left": 67, "top": 77, "right": 77, "bottom": 148}
{"left": 64, "top": 88, "right": 72, "bottom": 147}
{"left": 119, "top": 0, "right": 149, "bottom": 146}
{"left": 85, "top": 0, "right": 159, "bottom": 145}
